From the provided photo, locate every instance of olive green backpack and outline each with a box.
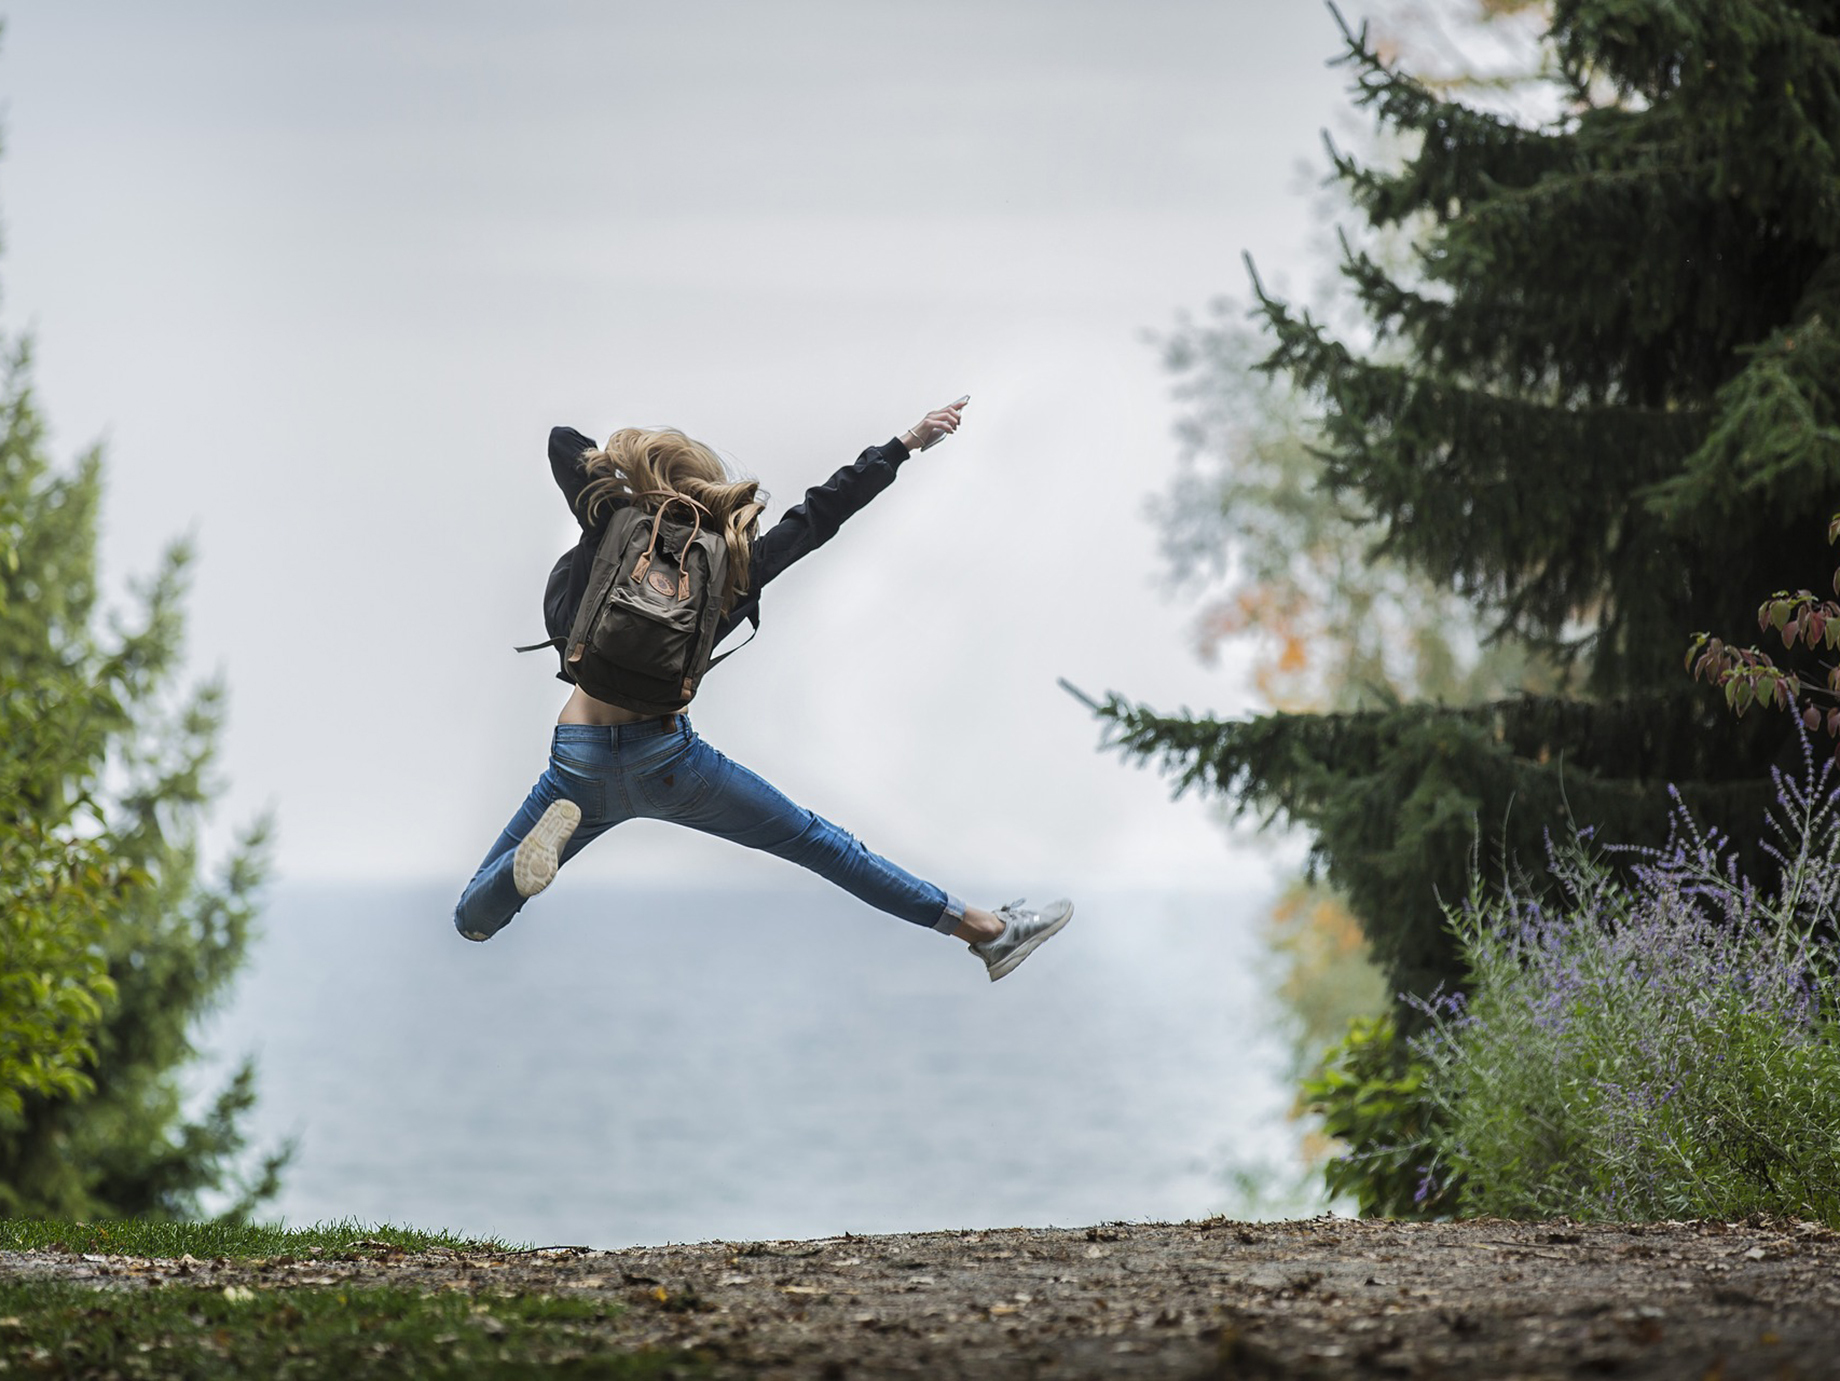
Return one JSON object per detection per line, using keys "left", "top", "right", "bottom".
{"left": 520, "top": 492, "right": 744, "bottom": 715}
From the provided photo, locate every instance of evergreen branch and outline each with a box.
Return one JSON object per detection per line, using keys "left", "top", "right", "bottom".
{"left": 1079, "top": 684, "right": 1784, "bottom": 1008}
{"left": 1652, "top": 268, "right": 1840, "bottom": 530}
{"left": 1323, "top": 0, "right": 1574, "bottom": 231}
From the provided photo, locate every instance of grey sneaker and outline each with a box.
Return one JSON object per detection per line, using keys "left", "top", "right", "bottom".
{"left": 971, "top": 898, "right": 1075, "bottom": 982}
{"left": 513, "top": 798, "right": 581, "bottom": 898}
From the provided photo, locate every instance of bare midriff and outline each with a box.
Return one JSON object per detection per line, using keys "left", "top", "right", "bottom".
{"left": 557, "top": 684, "right": 671, "bottom": 726}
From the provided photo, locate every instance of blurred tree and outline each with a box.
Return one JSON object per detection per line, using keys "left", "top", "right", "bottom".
{"left": 1099, "top": 0, "right": 1840, "bottom": 1015}
{"left": 0, "top": 317, "right": 283, "bottom": 1216}
{"left": 1155, "top": 0, "right": 1561, "bottom": 721}
{"left": 1154, "top": 1, "right": 1558, "bottom": 1083}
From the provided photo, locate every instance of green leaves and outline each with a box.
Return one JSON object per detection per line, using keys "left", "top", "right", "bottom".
{"left": 0, "top": 315, "right": 276, "bottom": 1217}
{"left": 1690, "top": 509, "right": 1840, "bottom": 755}
{"left": 0, "top": 413, "right": 125, "bottom": 1128}
{"left": 1301, "top": 1013, "right": 1458, "bottom": 1218}
{"left": 0, "top": 826, "right": 119, "bottom": 1120}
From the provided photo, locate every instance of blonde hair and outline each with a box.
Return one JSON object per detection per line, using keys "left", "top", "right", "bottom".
{"left": 576, "top": 428, "right": 767, "bottom": 610}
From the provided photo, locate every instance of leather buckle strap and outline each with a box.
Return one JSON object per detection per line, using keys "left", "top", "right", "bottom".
{"left": 631, "top": 490, "right": 708, "bottom": 600}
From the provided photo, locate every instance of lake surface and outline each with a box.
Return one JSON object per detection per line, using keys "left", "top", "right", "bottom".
{"left": 196, "top": 882, "right": 1303, "bottom": 1248}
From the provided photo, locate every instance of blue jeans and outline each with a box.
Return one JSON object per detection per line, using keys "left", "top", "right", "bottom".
{"left": 453, "top": 717, "right": 965, "bottom": 941}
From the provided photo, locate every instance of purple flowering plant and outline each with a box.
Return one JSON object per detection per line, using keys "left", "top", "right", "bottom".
{"left": 1407, "top": 733, "right": 1840, "bottom": 1225}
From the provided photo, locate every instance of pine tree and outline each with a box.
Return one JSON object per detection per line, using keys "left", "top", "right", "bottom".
{"left": 1095, "top": 0, "right": 1840, "bottom": 1011}
{"left": 0, "top": 328, "right": 284, "bottom": 1216}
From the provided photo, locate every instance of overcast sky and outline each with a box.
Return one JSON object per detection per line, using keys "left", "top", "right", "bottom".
{"left": 2, "top": 2, "right": 1361, "bottom": 901}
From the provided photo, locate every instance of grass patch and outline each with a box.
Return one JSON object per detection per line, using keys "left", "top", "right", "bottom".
{"left": 0, "top": 1217, "right": 521, "bottom": 1260}
{"left": 0, "top": 1279, "right": 697, "bottom": 1379}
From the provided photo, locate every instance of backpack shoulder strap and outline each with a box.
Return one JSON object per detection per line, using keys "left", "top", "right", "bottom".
{"left": 516, "top": 504, "right": 650, "bottom": 659}
{"left": 707, "top": 605, "right": 760, "bottom": 669}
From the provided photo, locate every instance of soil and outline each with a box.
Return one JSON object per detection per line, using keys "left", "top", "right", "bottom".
{"left": 8, "top": 1215, "right": 1840, "bottom": 1379}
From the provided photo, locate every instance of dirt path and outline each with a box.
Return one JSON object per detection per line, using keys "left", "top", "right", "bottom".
{"left": 8, "top": 1216, "right": 1840, "bottom": 1378}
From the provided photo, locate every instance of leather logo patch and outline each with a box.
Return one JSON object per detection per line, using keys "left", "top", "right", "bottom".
{"left": 647, "top": 571, "right": 676, "bottom": 597}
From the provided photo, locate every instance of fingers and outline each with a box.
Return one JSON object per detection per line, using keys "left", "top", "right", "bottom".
{"left": 906, "top": 397, "right": 969, "bottom": 452}
{"left": 927, "top": 401, "right": 966, "bottom": 434}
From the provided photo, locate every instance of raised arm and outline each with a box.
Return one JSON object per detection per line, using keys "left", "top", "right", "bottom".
{"left": 719, "top": 397, "right": 967, "bottom": 638}
{"left": 548, "top": 425, "right": 599, "bottom": 527}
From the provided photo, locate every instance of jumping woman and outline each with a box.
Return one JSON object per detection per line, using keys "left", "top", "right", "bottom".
{"left": 452, "top": 397, "right": 1074, "bottom": 980}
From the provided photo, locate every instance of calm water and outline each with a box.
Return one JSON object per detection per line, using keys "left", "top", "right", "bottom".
{"left": 196, "top": 882, "right": 1297, "bottom": 1248}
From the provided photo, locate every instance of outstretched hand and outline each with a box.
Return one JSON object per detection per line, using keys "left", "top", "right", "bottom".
{"left": 900, "top": 396, "right": 969, "bottom": 453}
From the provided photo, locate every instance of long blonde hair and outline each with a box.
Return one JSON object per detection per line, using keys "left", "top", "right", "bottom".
{"left": 576, "top": 428, "right": 766, "bottom": 610}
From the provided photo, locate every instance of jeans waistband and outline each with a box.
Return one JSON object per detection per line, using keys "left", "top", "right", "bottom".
{"left": 554, "top": 714, "right": 686, "bottom": 746}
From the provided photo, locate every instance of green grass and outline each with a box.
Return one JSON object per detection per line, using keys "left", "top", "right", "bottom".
{"left": 0, "top": 1217, "right": 520, "bottom": 1260}
{"left": 0, "top": 1280, "right": 699, "bottom": 1379}
{"left": 0, "top": 1219, "right": 706, "bottom": 1378}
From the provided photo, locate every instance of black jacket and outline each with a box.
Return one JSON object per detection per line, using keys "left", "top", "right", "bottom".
{"left": 538, "top": 425, "right": 913, "bottom": 681}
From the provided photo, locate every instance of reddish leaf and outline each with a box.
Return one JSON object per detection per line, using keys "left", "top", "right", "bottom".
{"left": 1805, "top": 706, "right": 1822, "bottom": 732}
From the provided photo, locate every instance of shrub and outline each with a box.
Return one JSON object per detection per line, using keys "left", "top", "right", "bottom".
{"left": 1413, "top": 742, "right": 1840, "bottom": 1224}
{"left": 1301, "top": 1013, "right": 1458, "bottom": 1219}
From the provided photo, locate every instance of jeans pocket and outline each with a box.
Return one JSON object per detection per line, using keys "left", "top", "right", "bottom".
{"left": 548, "top": 751, "right": 607, "bottom": 822}
{"left": 631, "top": 749, "right": 716, "bottom": 817}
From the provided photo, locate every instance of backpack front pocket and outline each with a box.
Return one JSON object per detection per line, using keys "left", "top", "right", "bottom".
{"left": 594, "top": 580, "right": 699, "bottom": 683}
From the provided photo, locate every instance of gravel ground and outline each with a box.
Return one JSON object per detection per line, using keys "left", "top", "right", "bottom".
{"left": 7, "top": 1215, "right": 1840, "bottom": 1378}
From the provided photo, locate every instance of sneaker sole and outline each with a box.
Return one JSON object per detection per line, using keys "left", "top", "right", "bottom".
{"left": 987, "top": 900, "right": 1075, "bottom": 982}
{"left": 513, "top": 798, "right": 581, "bottom": 898}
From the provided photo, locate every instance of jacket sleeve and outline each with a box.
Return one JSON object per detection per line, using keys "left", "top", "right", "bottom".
{"left": 718, "top": 436, "right": 911, "bottom": 640}
{"left": 549, "top": 425, "right": 599, "bottom": 528}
